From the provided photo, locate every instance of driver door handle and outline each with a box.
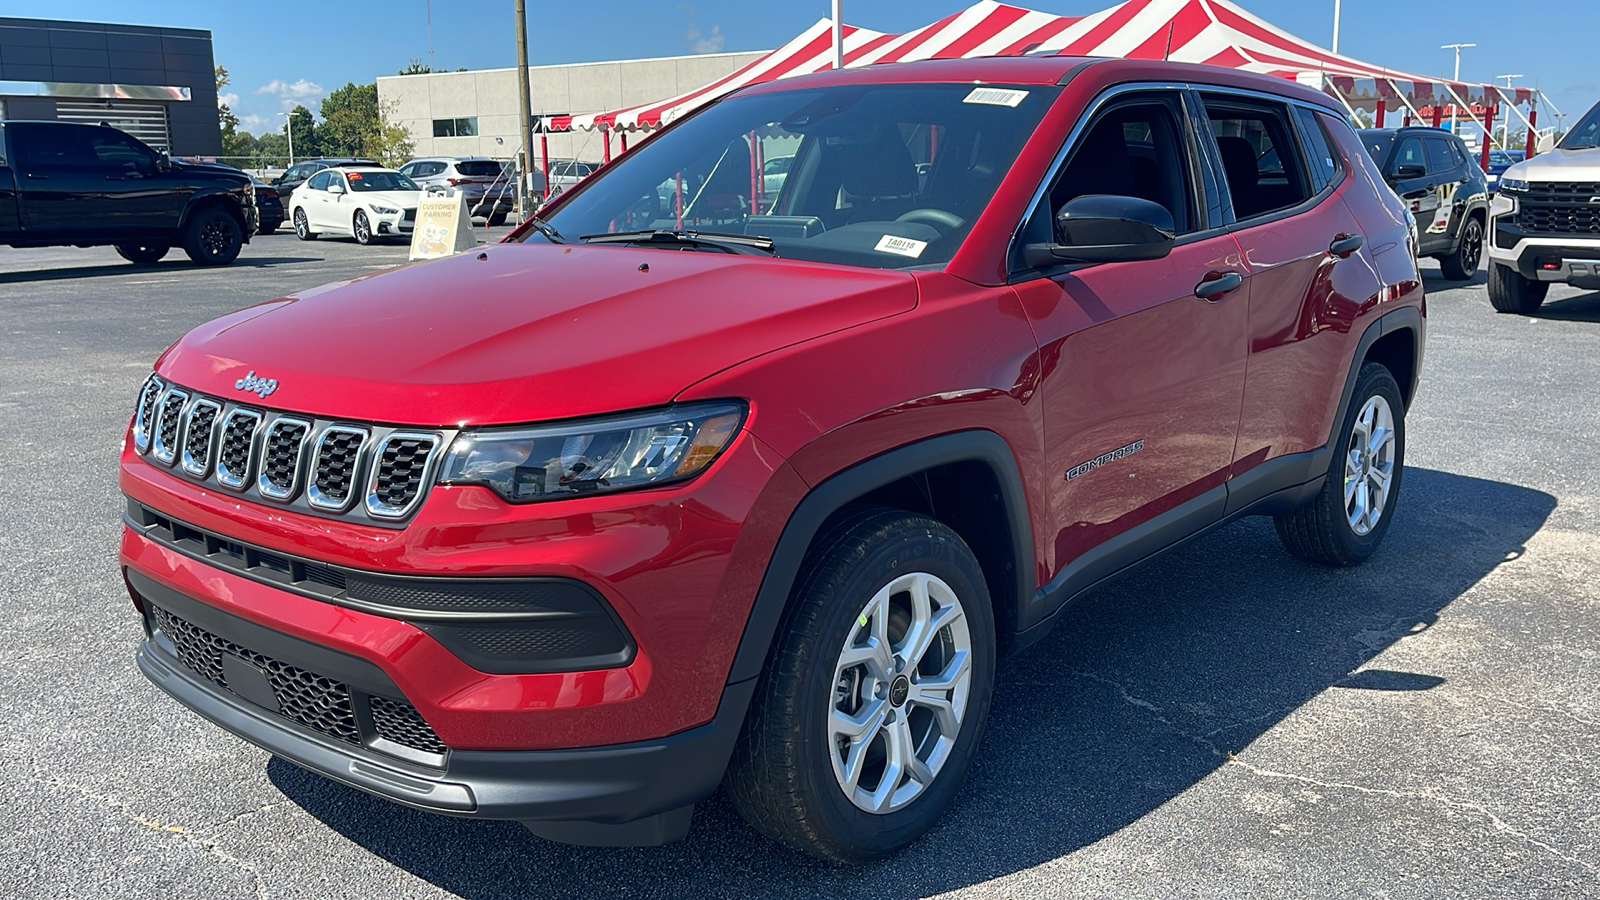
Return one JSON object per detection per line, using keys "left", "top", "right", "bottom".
{"left": 1329, "top": 233, "right": 1364, "bottom": 258}
{"left": 1194, "top": 270, "right": 1244, "bottom": 300}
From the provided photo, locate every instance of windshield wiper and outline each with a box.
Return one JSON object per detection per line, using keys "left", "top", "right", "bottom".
{"left": 578, "top": 229, "right": 776, "bottom": 255}
{"left": 525, "top": 215, "right": 568, "bottom": 244}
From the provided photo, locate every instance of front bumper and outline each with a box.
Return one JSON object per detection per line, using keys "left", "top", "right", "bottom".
{"left": 1488, "top": 193, "right": 1600, "bottom": 287}
{"left": 132, "top": 568, "right": 752, "bottom": 843}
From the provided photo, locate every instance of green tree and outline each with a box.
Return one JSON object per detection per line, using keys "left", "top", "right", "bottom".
{"left": 215, "top": 66, "right": 255, "bottom": 160}
{"left": 398, "top": 59, "right": 432, "bottom": 75}
{"left": 318, "top": 82, "right": 379, "bottom": 157}
{"left": 285, "top": 104, "right": 319, "bottom": 159}
{"left": 372, "top": 98, "right": 415, "bottom": 167}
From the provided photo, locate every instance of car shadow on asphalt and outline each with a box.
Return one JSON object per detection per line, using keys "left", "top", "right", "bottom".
{"left": 1421, "top": 268, "right": 1487, "bottom": 291}
{"left": 267, "top": 466, "right": 1554, "bottom": 899}
{"left": 1532, "top": 291, "right": 1600, "bottom": 322}
{"left": 0, "top": 257, "right": 321, "bottom": 283}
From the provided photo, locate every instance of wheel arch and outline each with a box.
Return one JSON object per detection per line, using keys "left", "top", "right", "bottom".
{"left": 177, "top": 191, "right": 247, "bottom": 234}
{"left": 726, "top": 430, "right": 1035, "bottom": 686}
{"left": 1358, "top": 306, "right": 1423, "bottom": 411}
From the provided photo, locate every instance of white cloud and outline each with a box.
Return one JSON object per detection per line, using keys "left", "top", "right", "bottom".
{"left": 238, "top": 113, "right": 273, "bottom": 132}
{"left": 218, "top": 91, "right": 239, "bottom": 108}
{"left": 686, "top": 23, "right": 724, "bottom": 54}
{"left": 256, "top": 78, "right": 326, "bottom": 112}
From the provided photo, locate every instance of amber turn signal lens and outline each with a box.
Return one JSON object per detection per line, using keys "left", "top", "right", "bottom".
{"left": 675, "top": 413, "right": 742, "bottom": 476}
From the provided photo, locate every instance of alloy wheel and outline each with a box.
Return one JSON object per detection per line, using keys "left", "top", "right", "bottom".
{"left": 1344, "top": 394, "right": 1397, "bottom": 536}
{"left": 1461, "top": 220, "right": 1483, "bottom": 272}
{"left": 295, "top": 209, "right": 309, "bottom": 239}
{"left": 354, "top": 211, "right": 371, "bottom": 244}
{"left": 828, "top": 571, "right": 972, "bottom": 814}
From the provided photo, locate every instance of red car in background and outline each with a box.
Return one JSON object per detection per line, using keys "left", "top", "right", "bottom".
{"left": 120, "top": 56, "right": 1423, "bottom": 862}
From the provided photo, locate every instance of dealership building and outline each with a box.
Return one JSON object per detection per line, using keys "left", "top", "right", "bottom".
{"left": 0, "top": 16, "right": 220, "bottom": 155}
{"left": 377, "top": 50, "right": 765, "bottom": 165}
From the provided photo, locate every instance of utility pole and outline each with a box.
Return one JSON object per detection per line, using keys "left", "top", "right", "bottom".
{"left": 279, "top": 111, "right": 295, "bottom": 166}
{"left": 515, "top": 0, "right": 535, "bottom": 221}
{"left": 1441, "top": 43, "right": 1475, "bottom": 133}
{"left": 1331, "top": 0, "right": 1341, "bottom": 54}
{"left": 832, "top": 0, "right": 844, "bottom": 69}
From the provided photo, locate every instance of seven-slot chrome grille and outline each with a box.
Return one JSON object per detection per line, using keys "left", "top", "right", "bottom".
{"left": 132, "top": 375, "right": 453, "bottom": 526}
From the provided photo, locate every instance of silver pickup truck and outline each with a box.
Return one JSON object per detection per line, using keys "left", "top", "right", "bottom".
{"left": 1487, "top": 99, "right": 1600, "bottom": 313}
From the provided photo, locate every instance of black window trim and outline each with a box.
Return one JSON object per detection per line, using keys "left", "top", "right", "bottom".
{"left": 1290, "top": 103, "right": 1346, "bottom": 194}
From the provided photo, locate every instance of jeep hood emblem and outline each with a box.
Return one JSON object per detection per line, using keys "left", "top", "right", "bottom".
{"left": 234, "top": 370, "right": 279, "bottom": 398}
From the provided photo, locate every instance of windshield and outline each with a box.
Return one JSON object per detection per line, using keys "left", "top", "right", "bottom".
{"left": 1561, "top": 101, "right": 1600, "bottom": 150}
{"left": 346, "top": 171, "right": 419, "bottom": 192}
{"left": 532, "top": 82, "right": 1061, "bottom": 269}
{"left": 456, "top": 160, "right": 504, "bottom": 177}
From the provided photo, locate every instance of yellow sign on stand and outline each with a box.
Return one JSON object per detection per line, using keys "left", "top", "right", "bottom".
{"left": 408, "top": 194, "right": 476, "bottom": 260}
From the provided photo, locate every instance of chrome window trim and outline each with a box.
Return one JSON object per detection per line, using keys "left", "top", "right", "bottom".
{"left": 132, "top": 375, "right": 164, "bottom": 455}
{"left": 179, "top": 398, "right": 223, "bottom": 478}
{"left": 307, "top": 425, "right": 370, "bottom": 512}
{"left": 149, "top": 387, "right": 190, "bottom": 467}
{"left": 257, "top": 416, "right": 313, "bottom": 501}
{"left": 365, "top": 432, "right": 442, "bottom": 520}
{"left": 215, "top": 408, "right": 263, "bottom": 491}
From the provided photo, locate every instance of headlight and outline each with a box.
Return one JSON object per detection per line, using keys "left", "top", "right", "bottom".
{"left": 439, "top": 402, "right": 745, "bottom": 503}
{"left": 1499, "top": 177, "right": 1529, "bottom": 193}
{"left": 370, "top": 204, "right": 401, "bottom": 214}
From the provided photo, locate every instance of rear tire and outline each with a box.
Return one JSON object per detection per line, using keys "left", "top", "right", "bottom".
{"left": 488, "top": 211, "right": 508, "bottom": 227}
{"left": 726, "top": 508, "right": 996, "bottom": 863}
{"left": 258, "top": 224, "right": 278, "bottom": 236}
{"left": 181, "top": 208, "right": 242, "bottom": 266}
{"left": 1437, "top": 216, "right": 1482, "bottom": 280}
{"left": 293, "top": 208, "right": 318, "bottom": 241}
{"left": 1274, "top": 363, "right": 1405, "bottom": 566}
{"left": 1488, "top": 262, "right": 1548, "bottom": 314}
{"left": 115, "top": 243, "right": 169, "bottom": 265}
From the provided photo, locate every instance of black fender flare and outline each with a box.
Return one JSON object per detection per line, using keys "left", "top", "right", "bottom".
{"left": 177, "top": 190, "right": 248, "bottom": 235}
{"left": 1337, "top": 303, "right": 1423, "bottom": 420}
{"left": 725, "top": 430, "right": 1036, "bottom": 685}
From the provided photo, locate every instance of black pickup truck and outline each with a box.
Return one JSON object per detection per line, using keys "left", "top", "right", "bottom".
{"left": 0, "top": 121, "right": 256, "bottom": 266}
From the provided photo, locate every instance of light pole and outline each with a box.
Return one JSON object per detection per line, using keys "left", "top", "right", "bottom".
{"left": 278, "top": 111, "right": 295, "bottom": 166}
{"left": 1493, "top": 76, "right": 1523, "bottom": 146}
{"left": 832, "top": 0, "right": 844, "bottom": 69}
{"left": 1441, "top": 43, "right": 1475, "bottom": 133}
{"left": 1331, "top": 0, "right": 1341, "bottom": 54}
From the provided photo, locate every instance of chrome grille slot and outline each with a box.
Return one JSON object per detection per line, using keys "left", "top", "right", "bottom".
{"left": 215, "top": 409, "right": 262, "bottom": 490}
{"left": 129, "top": 379, "right": 451, "bottom": 526}
{"left": 366, "top": 433, "right": 438, "bottom": 519}
{"left": 150, "top": 388, "right": 189, "bottom": 466}
{"left": 1515, "top": 182, "right": 1600, "bottom": 236}
{"left": 132, "top": 375, "right": 163, "bottom": 454}
{"left": 308, "top": 426, "right": 368, "bottom": 511}
{"left": 180, "top": 399, "right": 222, "bottom": 477}
{"left": 258, "top": 418, "right": 311, "bottom": 500}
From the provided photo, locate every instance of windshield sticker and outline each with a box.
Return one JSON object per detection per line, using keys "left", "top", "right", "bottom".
{"left": 875, "top": 235, "right": 928, "bottom": 258}
{"left": 963, "top": 87, "right": 1029, "bottom": 107}
{"left": 347, "top": 172, "right": 363, "bottom": 180}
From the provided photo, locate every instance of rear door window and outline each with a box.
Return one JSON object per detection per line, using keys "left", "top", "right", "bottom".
{"left": 1202, "top": 98, "right": 1312, "bottom": 220}
{"left": 14, "top": 125, "right": 96, "bottom": 171}
{"left": 1293, "top": 107, "right": 1340, "bottom": 192}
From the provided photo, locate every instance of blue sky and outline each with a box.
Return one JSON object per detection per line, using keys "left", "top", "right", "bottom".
{"left": 23, "top": 0, "right": 1600, "bottom": 133}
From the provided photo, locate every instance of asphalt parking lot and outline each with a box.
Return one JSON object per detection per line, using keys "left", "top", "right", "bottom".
{"left": 1, "top": 232, "right": 1597, "bottom": 899}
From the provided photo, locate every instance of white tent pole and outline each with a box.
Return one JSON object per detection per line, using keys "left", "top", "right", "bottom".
{"left": 1387, "top": 79, "right": 1428, "bottom": 124}
{"left": 832, "top": 0, "right": 843, "bottom": 69}
{"left": 1322, "top": 75, "right": 1362, "bottom": 123}
{"left": 1441, "top": 82, "right": 1491, "bottom": 148}
{"left": 1495, "top": 87, "right": 1537, "bottom": 135}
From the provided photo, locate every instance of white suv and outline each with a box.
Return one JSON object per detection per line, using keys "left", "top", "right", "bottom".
{"left": 1487, "top": 99, "right": 1600, "bottom": 313}
{"left": 399, "top": 157, "right": 520, "bottom": 226}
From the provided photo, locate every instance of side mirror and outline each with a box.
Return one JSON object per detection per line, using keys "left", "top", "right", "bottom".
{"left": 154, "top": 151, "right": 171, "bottom": 174}
{"left": 328, "top": 182, "right": 346, "bottom": 195}
{"left": 1394, "top": 164, "right": 1426, "bottom": 179}
{"left": 1023, "top": 194, "right": 1176, "bottom": 268}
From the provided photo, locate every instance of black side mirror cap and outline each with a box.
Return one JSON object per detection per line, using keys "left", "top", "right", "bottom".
{"left": 1024, "top": 194, "right": 1176, "bottom": 267}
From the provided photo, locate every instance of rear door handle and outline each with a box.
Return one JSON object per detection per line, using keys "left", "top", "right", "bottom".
{"left": 1329, "top": 233, "right": 1364, "bottom": 258}
{"left": 26, "top": 173, "right": 48, "bottom": 180}
{"left": 1195, "top": 271, "right": 1244, "bottom": 300}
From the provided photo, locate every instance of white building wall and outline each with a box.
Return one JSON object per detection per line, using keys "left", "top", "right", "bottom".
{"left": 377, "top": 50, "right": 766, "bottom": 165}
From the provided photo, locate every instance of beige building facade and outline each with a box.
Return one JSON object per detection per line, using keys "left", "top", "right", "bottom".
{"left": 377, "top": 50, "right": 766, "bottom": 165}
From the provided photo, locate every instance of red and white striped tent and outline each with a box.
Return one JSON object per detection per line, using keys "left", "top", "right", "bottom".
{"left": 543, "top": 0, "right": 1541, "bottom": 137}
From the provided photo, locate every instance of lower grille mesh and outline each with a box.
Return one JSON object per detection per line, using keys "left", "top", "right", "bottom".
{"left": 150, "top": 605, "right": 447, "bottom": 757}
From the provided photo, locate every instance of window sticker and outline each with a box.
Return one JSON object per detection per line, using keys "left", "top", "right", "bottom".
{"left": 963, "top": 87, "right": 1029, "bottom": 107}
{"left": 875, "top": 234, "right": 928, "bottom": 258}
{"left": 348, "top": 172, "right": 363, "bottom": 180}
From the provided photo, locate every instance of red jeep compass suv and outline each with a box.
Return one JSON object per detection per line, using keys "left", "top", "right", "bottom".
{"left": 120, "top": 57, "right": 1423, "bottom": 862}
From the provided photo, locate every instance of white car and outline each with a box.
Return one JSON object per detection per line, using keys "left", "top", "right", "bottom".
{"left": 290, "top": 167, "right": 423, "bottom": 244}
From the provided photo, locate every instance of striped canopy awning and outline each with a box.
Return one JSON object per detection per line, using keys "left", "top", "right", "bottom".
{"left": 545, "top": 0, "right": 1538, "bottom": 132}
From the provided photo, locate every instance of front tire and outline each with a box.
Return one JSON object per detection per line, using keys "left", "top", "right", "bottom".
{"left": 1488, "top": 262, "right": 1548, "bottom": 314}
{"left": 726, "top": 509, "right": 996, "bottom": 863}
{"left": 1274, "top": 363, "right": 1405, "bottom": 566}
{"left": 488, "top": 211, "right": 508, "bottom": 227}
{"left": 353, "top": 210, "right": 374, "bottom": 245}
{"left": 115, "top": 243, "right": 169, "bottom": 265}
{"left": 1437, "top": 216, "right": 1483, "bottom": 280}
{"left": 181, "top": 208, "right": 243, "bottom": 266}
{"left": 293, "top": 208, "right": 318, "bottom": 241}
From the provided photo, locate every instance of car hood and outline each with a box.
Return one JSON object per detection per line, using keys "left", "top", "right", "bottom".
{"left": 1505, "top": 147, "right": 1600, "bottom": 181}
{"left": 155, "top": 243, "right": 918, "bottom": 425}
{"left": 351, "top": 189, "right": 422, "bottom": 206}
